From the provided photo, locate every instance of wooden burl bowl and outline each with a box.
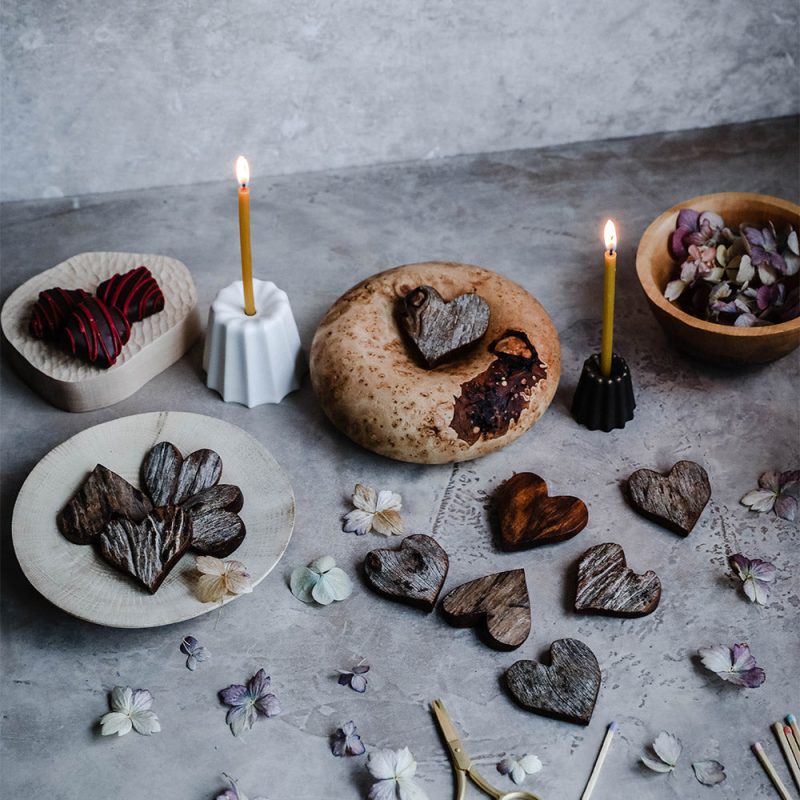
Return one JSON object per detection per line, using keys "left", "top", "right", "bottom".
{"left": 636, "top": 192, "right": 800, "bottom": 365}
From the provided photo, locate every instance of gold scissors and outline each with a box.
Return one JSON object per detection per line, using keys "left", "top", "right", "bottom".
{"left": 431, "top": 699, "right": 542, "bottom": 800}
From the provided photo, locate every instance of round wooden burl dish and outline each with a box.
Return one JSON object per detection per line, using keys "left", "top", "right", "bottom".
{"left": 309, "top": 262, "right": 560, "bottom": 464}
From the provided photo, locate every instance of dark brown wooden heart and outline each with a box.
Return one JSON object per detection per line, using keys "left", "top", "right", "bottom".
{"left": 627, "top": 460, "right": 710, "bottom": 536}
{"left": 397, "top": 285, "right": 490, "bottom": 368}
{"left": 98, "top": 505, "right": 192, "bottom": 593}
{"left": 142, "top": 442, "right": 223, "bottom": 507}
{"left": 58, "top": 464, "right": 153, "bottom": 545}
{"left": 142, "top": 443, "right": 243, "bottom": 556}
{"left": 441, "top": 569, "right": 530, "bottom": 650}
{"left": 363, "top": 534, "right": 449, "bottom": 611}
{"left": 182, "top": 485, "right": 246, "bottom": 557}
{"left": 495, "top": 472, "right": 588, "bottom": 551}
{"left": 505, "top": 638, "right": 601, "bottom": 725}
{"left": 574, "top": 543, "right": 661, "bottom": 617}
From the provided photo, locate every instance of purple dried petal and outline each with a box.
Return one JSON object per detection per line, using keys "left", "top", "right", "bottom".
{"left": 743, "top": 226, "right": 764, "bottom": 247}
{"left": 219, "top": 683, "right": 249, "bottom": 707}
{"left": 669, "top": 227, "right": 692, "bottom": 260}
{"left": 779, "top": 471, "right": 800, "bottom": 487}
{"left": 180, "top": 635, "right": 199, "bottom": 655}
{"left": 247, "top": 669, "right": 270, "bottom": 699}
{"left": 728, "top": 554, "right": 749, "bottom": 577}
{"left": 352, "top": 664, "right": 370, "bottom": 675}
{"left": 677, "top": 209, "right": 700, "bottom": 231}
{"left": 338, "top": 673, "right": 352, "bottom": 687}
{"left": 759, "top": 471, "right": 781, "bottom": 492}
{"left": 734, "top": 313, "right": 757, "bottom": 327}
{"left": 254, "top": 693, "right": 281, "bottom": 717}
{"left": 747, "top": 558, "right": 777, "bottom": 582}
{"left": 775, "top": 493, "right": 797, "bottom": 522}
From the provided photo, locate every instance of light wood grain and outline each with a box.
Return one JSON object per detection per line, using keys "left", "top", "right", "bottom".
{"left": 1, "top": 251, "right": 202, "bottom": 411}
{"left": 636, "top": 192, "right": 800, "bottom": 365}
{"left": 12, "top": 411, "right": 295, "bottom": 628}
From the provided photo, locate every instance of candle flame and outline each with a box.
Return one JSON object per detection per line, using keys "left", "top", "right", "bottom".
{"left": 604, "top": 219, "right": 617, "bottom": 252}
{"left": 235, "top": 155, "right": 250, "bottom": 187}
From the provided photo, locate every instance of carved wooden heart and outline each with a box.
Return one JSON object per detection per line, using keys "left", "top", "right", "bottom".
{"left": 495, "top": 472, "right": 588, "bottom": 551}
{"left": 505, "top": 638, "right": 601, "bottom": 725}
{"left": 142, "top": 441, "right": 244, "bottom": 557}
{"left": 575, "top": 542, "right": 661, "bottom": 617}
{"left": 98, "top": 505, "right": 192, "bottom": 593}
{"left": 397, "top": 285, "right": 490, "bottom": 368}
{"left": 441, "top": 569, "right": 530, "bottom": 650}
{"left": 363, "top": 534, "right": 449, "bottom": 611}
{"left": 627, "top": 460, "right": 710, "bottom": 536}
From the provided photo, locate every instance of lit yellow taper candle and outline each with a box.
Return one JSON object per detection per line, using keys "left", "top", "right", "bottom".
{"left": 236, "top": 155, "right": 256, "bottom": 316}
{"left": 600, "top": 219, "right": 617, "bottom": 377}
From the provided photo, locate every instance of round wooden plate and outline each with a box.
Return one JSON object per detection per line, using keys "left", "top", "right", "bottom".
{"left": 12, "top": 412, "right": 295, "bottom": 628}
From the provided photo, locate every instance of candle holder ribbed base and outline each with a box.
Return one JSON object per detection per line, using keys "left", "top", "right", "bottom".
{"left": 203, "top": 279, "right": 304, "bottom": 407}
{"left": 571, "top": 353, "right": 635, "bottom": 431}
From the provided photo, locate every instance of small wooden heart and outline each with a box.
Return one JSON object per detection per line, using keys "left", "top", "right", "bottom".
{"left": 505, "top": 638, "right": 601, "bottom": 725}
{"left": 397, "top": 285, "right": 490, "bottom": 368}
{"left": 441, "top": 569, "right": 530, "bottom": 650}
{"left": 98, "top": 506, "right": 192, "bottom": 593}
{"left": 363, "top": 534, "right": 449, "bottom": 611}
{"left": 574, "top": 542, "right": 661, "bottom": 617}
{"left": 627, "top": 460, "right": 710, "bottom": 536}
{"left": 495, "top": 472, "right": 588, "bottom": 551}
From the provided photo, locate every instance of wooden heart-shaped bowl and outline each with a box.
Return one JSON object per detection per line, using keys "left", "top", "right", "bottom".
{"left": 1, "top": 251, "right": 202, "bottom": 410}
{"left": 636, "top": 192, "right": 800, "bottom": 365}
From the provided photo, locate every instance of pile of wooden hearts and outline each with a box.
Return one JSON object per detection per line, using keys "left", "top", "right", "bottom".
{"left": 362, "top": 460, "right": 711, "bottom": 725}
{"left": 58, "top": 442, "right": 246, "bottom": 593}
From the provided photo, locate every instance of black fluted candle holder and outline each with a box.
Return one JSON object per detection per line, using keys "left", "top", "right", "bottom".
{"left": 571, "top": 353, "right": 636, "bottom": 431}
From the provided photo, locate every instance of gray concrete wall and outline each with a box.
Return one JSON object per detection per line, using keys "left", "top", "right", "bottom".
{"left": 2, "top": 0, "right": 798, "bottom": 202}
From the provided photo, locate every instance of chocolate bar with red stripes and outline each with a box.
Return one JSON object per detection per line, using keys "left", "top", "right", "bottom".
{"left": 61, "top": 296, "right": 131, "bottom": 368}
{"left": 29, "top": 287, "right": 91, "bottom": 339}
{"left": 96, "top": 265, "right": 165, "bottom": 323}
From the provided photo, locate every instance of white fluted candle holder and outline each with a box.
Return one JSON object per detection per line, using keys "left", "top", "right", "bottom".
{"left": 203, "top": 279, "right": 304, "bottom": 407}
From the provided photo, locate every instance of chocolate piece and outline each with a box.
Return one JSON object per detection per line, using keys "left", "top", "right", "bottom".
{"left": 505, "top": 638, "right": 601, "bottom": 726}
{"left": 364, "top": 534, "right": 449, "bottom": 612}
{"left": 173, "top": 449, "right": 222, "bottom": 505}
{"left": 190, "top": 510, "right": 246, "bottom": 557}
{"left": 441, "top": 569, "right": 530, "bottom": 650}
{"left": 98, "top": 505, "right": 192, "bottom": 593}
{"left": 96, "top": 265, "right": 165, "bottom": 323}
{"left": 398, "top": 285, "right": 490, "bottom": 368}
{"left": 575, "top": 543, "right": 661, "bottom": 617}
{"left": 627, "top": 460, "right": 711, "bottom": 536}
{"left": 495, "top": 472, "right": 588, "bottom": 551}
{"left": 61, "top": 296, "right": 131, "bottom": 368}
{"left": 142, "top": 441, "right": 182, "bottom": 506}
{"left": 449, "top": 331, "right": 547, "bottom": 445}
{"left": 57, "top": 464, "right": 152, "bottom": 544}
{"left": 29, "top": 287, "right": 90, "bottom": 339}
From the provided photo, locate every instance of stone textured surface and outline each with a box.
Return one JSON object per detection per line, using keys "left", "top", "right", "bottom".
{"left": 0, "top": 119, "right": 798, "bottom": 798}
{"left": 2, "top": 1, "right": 799, "bottom": 201}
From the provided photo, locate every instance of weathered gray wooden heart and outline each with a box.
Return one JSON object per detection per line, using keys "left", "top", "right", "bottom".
{"left": 574, "top": 542, "right": 661, "bottom": 617}
{"left": 505, "top": 638, "right": 600, "bottom": 725}
{"left": 98, "top": 505, "right": 192, "bottom": 593}
{"left": 441, "top": 569, "right": 530, "bottom": 650}
{"left": 363, "top": 534, "right": 449, "bottom": 611}
{"left": 142, "top": 442, "right": 244, "bottom": 557}
{"left": 627, "top": 460, "right": 710, "bottom": 535}
{"left": 397, "top": 285, "right": 490, "bottom": 368}
{"left": 58, "top": 464, "right": 153, "bottom": 545}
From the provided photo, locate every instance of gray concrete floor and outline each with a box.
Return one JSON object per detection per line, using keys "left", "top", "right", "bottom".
{"left": 1, "top": 118, "right": 798, "bottom": 799}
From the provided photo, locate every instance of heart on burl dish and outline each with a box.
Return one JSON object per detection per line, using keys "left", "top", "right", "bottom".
{"left": 364, "top": 534, "right": 449, "bottom": 612}
{"left": 441, "top": 569, "right": 530, "bottom": 650}
{"left": 574, "top": 543, "right": 661, "bottom": 617}
{"left": 495, "top": 472, "right": 588, "bottom": 551}
{"left": 505, "top": 638, "right": 601, "bottom": 725}
{"left": 627, "top": 460, "right": 710, "bottom": 536}
{"left": 397, "top": 285, "right": 490, "bottom": 368}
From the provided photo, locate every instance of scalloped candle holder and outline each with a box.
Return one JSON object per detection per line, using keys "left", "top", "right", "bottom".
{"left": 203, "top": 279, "right": 304, "bottom": 407}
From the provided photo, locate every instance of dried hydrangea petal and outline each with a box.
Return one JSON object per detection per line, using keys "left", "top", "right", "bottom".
{"left": 692, "top": 759, "right": 726, "bottom": 785}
